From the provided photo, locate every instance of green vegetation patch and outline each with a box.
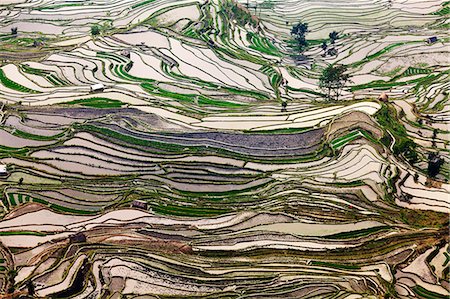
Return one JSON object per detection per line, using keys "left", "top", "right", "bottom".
{"left": 141, "top": 83, "right": 246, "bottom": 108}
{"left": 310, "top": 261, "right": 361, "bottom": 270}
{"left": 432, "top": 2, "right": 449, "bottom": 16}
{"left": 21, "top": 65, "right": 68, "bottom": 86}
{"left": 246, "top": 32, "right": 281, "bottom": 57}
{"left": 351, "top": 42, "right": 419, "bottom": 68}
{"left": 400, "top": 67, "right": 432, "bottom": 77}
{"left": 36, "top": 3, "right": 84, "bottom": 10}
{"left": 65, "top": 97, "right": 125, "bottom": 108}
{"left": 0, "top": 231, "right": 46, "bottom": 236}
{"left": 324, "top": 226, "right": 390, "bottom": 239}
{"left": 352, "top": 70, "right": 444, "bottom": 92}
{"left": 0, "top": 69, "right": 41, "bottom": 94}
{"left": 331, "top": 130, "right": 363, "bottom": 149}
{"left": 0, "top": 144, "right": 30, "bottom": 157}
{"left": 151, "top": 203, "right": 230, "bottom": 217}
{"left": 132, "top": 0, "right": 156, "bottom": 9}
{"left": 31, "top": 197, "right": 98, "bottom": 215}
{"left": 222, "top": 86, "right": 270, "bottom": 100}
{"left": 11, "top": 129, "right": 65, "bottom": 141}
{"left": 413, "top": 285, "right": 448, "bottom": 299}
{"left": 375, "top": 104, "right": 417, "bottom": 163}
{"left": 331, "top": 129, "right": 379, "bottom": 150}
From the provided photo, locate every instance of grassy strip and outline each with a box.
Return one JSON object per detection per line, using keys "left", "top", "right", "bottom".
{"left": 331, "top": 130, "right": 362, "bottom": 149}
{"left": 12, "top": 129, "right": 64, "bottom": 141}
{"left": 21, "top": 64, "right": 50, "bottom": 76}
{"left": 310, "top": 261, "right": 361, "bottom": 270}
{"left": 50, "top": 204, "right": 98, "bottom": 215}
{"left": 0, "top": 145, "right": 30, "bottom": 157}
{"left": 351, "top": 42, "right": 419, "bottom": 68}
{"left": 0, "top": 69, "right": 41, "bottom": 94}
{"left": 32, "top": 197, "right": 98, "bottom": 215}
{"left": 132, "top": 0, "right": 156, "bottom": 9}
{"left": 332, "top": 180, "right": 365, "bottom": 187}
{"left": 114, "top": 64, "right": 155, "bottom": 84}
{"left": 160, "top": 63, "right": 220, "bottom": 89}
{"left": 0, "top": 231, "right": 46, "bottom": 236}
{"left": 432, "top": 4, "right": 449, "bottom": 15}
{"left": 221, "top": 86, "right": 269, "bottom": 100}
{"left": 359, "top": 130, "right": 378, "bottom": 144}
{"left": 247, "top": 32, "right": 281, "bottom": 57}
{"left": 64, "top": 97, "right": 125, "bottom": 108}
{"left": 36, "top": 3, "right": 83, "bottom": 10}
{"left": 151, "top": 203, "right": 230, "bottom": 217}
{"left": 97, "top": 52, "right": 127, "bottom": 64}
{"left": 141, "top": 83, "right": 245, "bottom": 108}
{"left": 8, "top": 194, "right": 16, "bottom": 206}
{"left": 351, "top": 76, "right": 419, "bottom": 91}
{"left": 197, "top": 95, "right": 246, "bottom": 108}
{"left": 331, "top": 130, "right": 361, "bottom": 145}
{"left": 413, "top": 285, "right": 448, "bottom": 299}
{"left": 351, "top": 71, "right": 444, "bottom": 92}
{"left": 400, "top": 67, "right": 432, "bottom": 77}
{"left": 47, "top": 74, "right": 67, "bottom": 86}
{"left": 332, "top": 133, "right": 360, "bottom": 149}
{"left": 287, "top": 86, "right": 326, "bottom": 97}
{"left": 324, "top": 226, "right": 390, "bottom": 239}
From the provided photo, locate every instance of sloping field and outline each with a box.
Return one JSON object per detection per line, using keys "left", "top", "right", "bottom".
{"left": 0, "top": 0, "right": 448, "bottom": 298}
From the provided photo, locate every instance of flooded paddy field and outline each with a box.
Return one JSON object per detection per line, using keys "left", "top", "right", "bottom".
{"left": 0, "top": 0, "right": 448, "bottom": 298}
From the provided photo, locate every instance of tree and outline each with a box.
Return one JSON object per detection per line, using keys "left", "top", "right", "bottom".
{"left": 329, "top": 31, "right": 339, "bottom": 44}
{"left": 427, "top": 153, "right": 443, "bottom": 178}
{"left": 291, "top": 22, "right": 308, "bottom": 36}
{"left": 11, "top": 27, "right": 17, "bottom": 36}
{"left": 281, "top": 101, "right": 287, "bottom": 112}
{"left": 91, "top": 25, "right": 100, "bottom": 36}
{"left": 26, "top": 280, "right": 35, "bottom": 296}
{"left": 296, "top": 36, "right": 308, "bottom": 51}
{"left": 291, "top": 22, "right": 308, "bottom": 51}
{"left": 319, "top": 64, "right": 350, "bottom": 101}
{"left": 7, "top": 269, "right": 17, "bottom": 294}
{"left": 327, "top": 47, "right": 337, "bottom": 56}
{"left": 321, "top": 41, "right": 328, "bottom": 52}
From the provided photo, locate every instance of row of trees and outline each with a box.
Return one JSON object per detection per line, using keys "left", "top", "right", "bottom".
{"left": 91, "top": 25, "right": 100, "bottom": 35}
{"left": 291, "top": 21, "right": 339, "bottom": 54}
{"left": 290, "top": 22, "right": 347, "bottom": 101}
{"left": 427, "top": 152, "right": 443, "bottom": 178}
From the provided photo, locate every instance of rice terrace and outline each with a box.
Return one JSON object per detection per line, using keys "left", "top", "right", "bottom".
{"left": 0, "top": 0, "right": 448, "bottom": 298}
